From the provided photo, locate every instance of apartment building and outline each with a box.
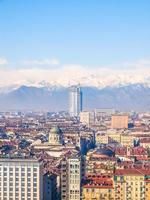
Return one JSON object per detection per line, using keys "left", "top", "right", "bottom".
{"left": 0, "top": 155, "right": 43, "bottom": 200}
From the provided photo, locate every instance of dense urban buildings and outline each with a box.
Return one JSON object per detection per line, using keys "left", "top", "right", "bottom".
{"left": 0, "top": 107, "right": 150, "bottom": 199}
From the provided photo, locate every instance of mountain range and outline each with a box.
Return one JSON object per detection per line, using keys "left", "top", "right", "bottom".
{"left": 0, "top": 83, "right": 149, "bottom": 111}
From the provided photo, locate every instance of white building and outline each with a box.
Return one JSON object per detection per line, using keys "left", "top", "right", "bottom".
{"left": 0, "top": 156, "right": 43, "bottom": 200}
{"left": 69, "top": 86, "right": 82, "bottom": 117}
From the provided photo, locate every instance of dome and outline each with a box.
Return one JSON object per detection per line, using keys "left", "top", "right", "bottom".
{"left": 50, "top": 126, "right": 61, "bottom": 135}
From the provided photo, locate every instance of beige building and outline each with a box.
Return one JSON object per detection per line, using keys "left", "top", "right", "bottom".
{"left": 82, "top": 176, "right": 114, "bottom": 200}
{"left": 95, "top": 133, "right": 109, "bottom": 145}
{"left": 80, "top": 111, "right": 95, "bottom": 126}
{"left": 120, "top": 134, "right": 134, "bottom": 146}
{"left": 0, "top": 156, "right": 43, "bottom": 200}
{"left": 115, "top": 169, "right": 150, "bottom": 200}
{"left": 111, "top": 114, "right": 128, "bottom": 129}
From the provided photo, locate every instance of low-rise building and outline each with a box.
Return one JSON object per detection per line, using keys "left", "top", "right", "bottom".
{"left": 82, "top": 175, "right": 114, "bottom": 200}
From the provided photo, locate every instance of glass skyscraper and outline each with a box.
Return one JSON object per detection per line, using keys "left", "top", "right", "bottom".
{"left": 69, "top": 86, "right": 82, "bottom": 117}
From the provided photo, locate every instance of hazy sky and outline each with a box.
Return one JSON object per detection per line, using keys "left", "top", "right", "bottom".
{"left": 0, "top": 0, "right": 150, "bottom": 86}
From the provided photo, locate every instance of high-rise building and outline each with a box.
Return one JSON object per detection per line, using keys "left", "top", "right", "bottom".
{"left": 0, "top": 156, "right": 43, "bottom": 200}
{"left": 69, "top": 86, "right": 82, "bottom": 117}
{"left": 111, "top": 114, "right": 129, "bottom": 129}
{"left": 60, "top": 154, "right": 83, "bottom": 200}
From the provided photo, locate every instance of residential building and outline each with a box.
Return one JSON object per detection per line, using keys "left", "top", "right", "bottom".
{"left": 111, "top": 114, "right": 129, "bottom": 129}
{"left": 82, "top": 175, "right": 114, "bottom": 200}
{"left": 114, "top": 169, "right": 149, "bottom": 200}
{"left": 0, "top": 156, "right": 43, "bottom": 200}
{"left": 61, "top": 154, "right": 83, "bottom": 200}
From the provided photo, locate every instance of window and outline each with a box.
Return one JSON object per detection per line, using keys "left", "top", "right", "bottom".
{"left": 33, "top": 193, "right": 37, "bottom": 197}
{"left": 4, "top": 192, "right": 7, "bottom": 196}
{"left": 33, "top": 183, "right": 37, "bottom": 187}
{"left": 33, "top": 168, "right": 37, "bottom": 172}
{"left": 21, "top": 183, "right": 25, "bottom": 187}
{"left": 4, "top": 167, "right": 7, "bottom": 171}
{"left": 9, "top": 193, "right": 13, "bottom": 197}
{"left": 33, "top": 173, "right": 37, "bottom": 177}
{"left": 33, "top": 188, "right": 37, "bottom": 192}
{"left": 33, "top": 178, "right": 37, "bottom": 183}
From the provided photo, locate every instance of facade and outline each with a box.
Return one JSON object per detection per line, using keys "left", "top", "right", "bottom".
{"left": 69, "top": 86, "right": 82, "bottom": 117}
{"left": 111, "top": 114, "right": 129, "bottom": 129}
{"left": 120, "top": 134, "right": 134, "bottom": 146}
{"left": 95, "top": 133, "right": 109, "bottom": 145}
{"left": 114, "top": 169, "right": 150, "bottom": 200}
{"left": 82, "top": 175, "right": 114, "bottom": 200}
{"left": 61, "top": 155, "right": 82, "bottom": 200}
{"left": 80, "top": 111, "right": 95, "bottom": 126}
{"left": 0, "top": 156, "right": 43, "bottom": 200}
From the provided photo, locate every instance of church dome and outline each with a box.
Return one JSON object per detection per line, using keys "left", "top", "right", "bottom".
{"left": 49, "top": 126, "right": 63, "bottom": 146}
{"left": 50, "top": 126, "right": 61, "bottom": 135}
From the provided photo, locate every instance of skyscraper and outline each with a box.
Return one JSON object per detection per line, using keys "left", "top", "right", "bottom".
{"left": 69, "top": 86, "right": 82, "bottom": 117}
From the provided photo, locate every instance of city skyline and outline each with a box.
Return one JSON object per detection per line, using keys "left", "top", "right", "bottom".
{"left": 1, "top": 1, "right": 150, "bottom": 200}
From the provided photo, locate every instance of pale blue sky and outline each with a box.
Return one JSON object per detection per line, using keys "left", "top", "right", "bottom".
{"left": 0, "top": 0, "right": 150, "bottom": 68}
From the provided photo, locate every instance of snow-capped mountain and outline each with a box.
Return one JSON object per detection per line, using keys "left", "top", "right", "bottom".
{"left": 0, "top": 83, "right": 149, "bottom": 111}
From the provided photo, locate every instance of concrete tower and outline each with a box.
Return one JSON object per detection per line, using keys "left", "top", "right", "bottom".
{"left": 69, "top": 85, "right": 82, "bottom": 117}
